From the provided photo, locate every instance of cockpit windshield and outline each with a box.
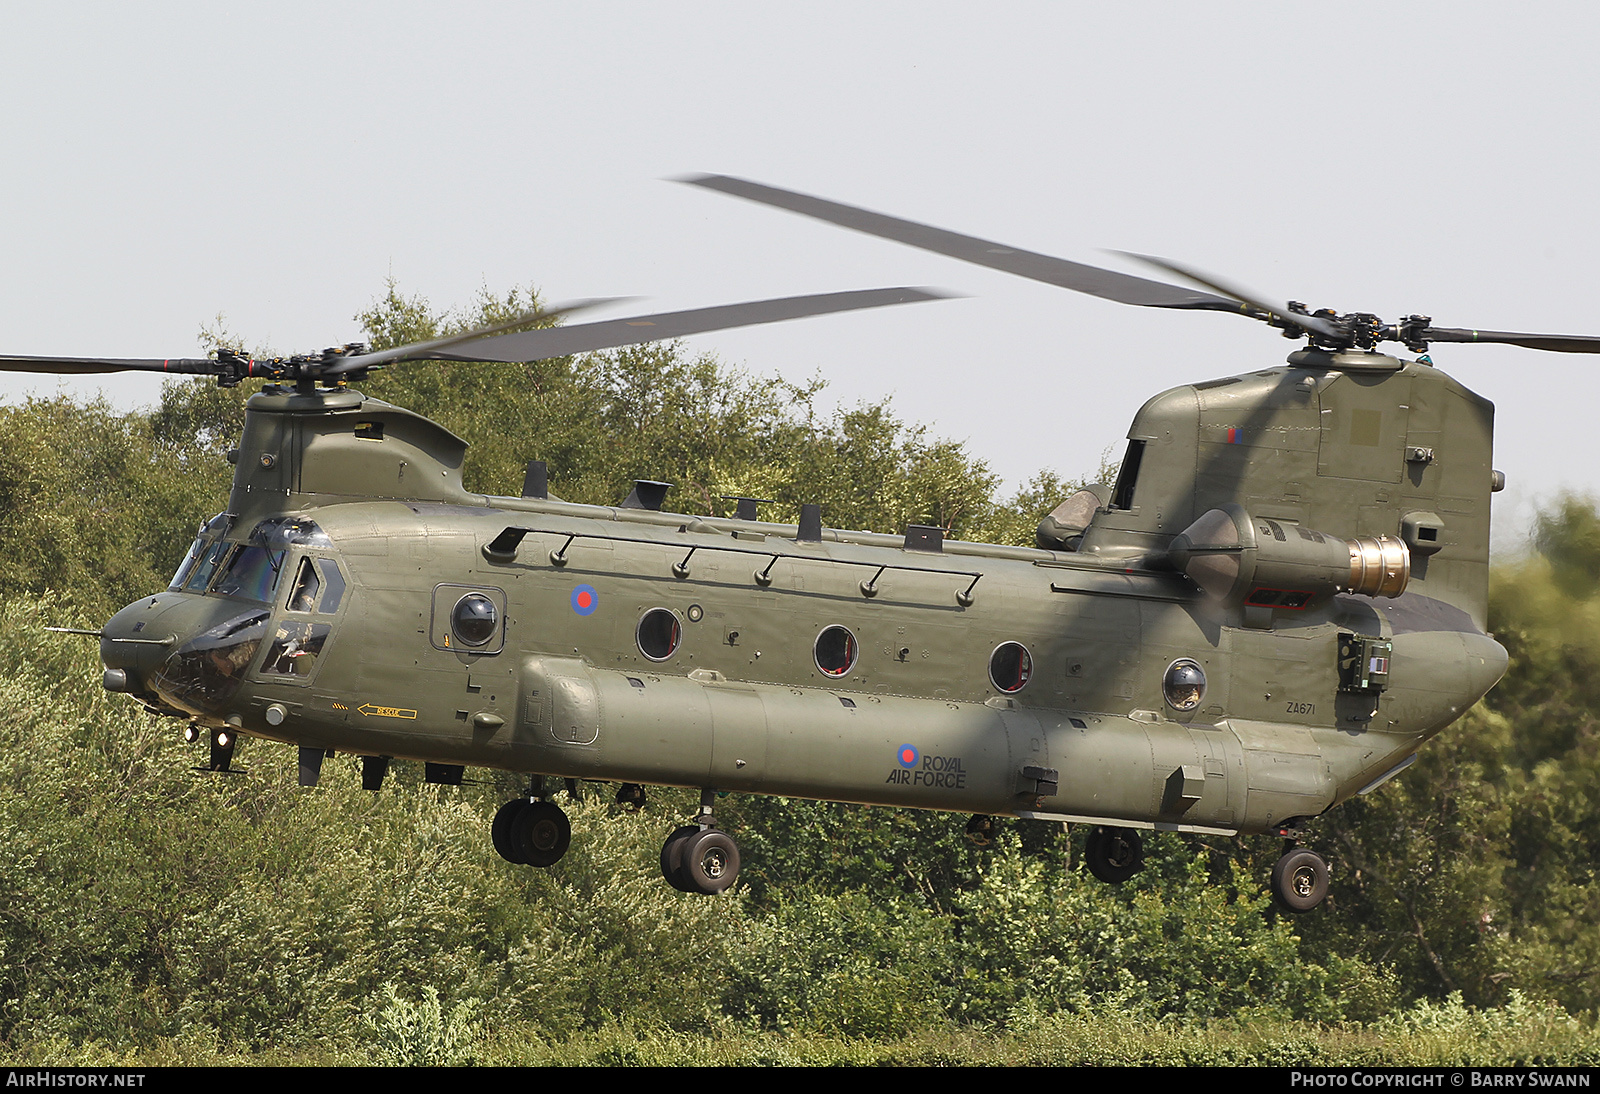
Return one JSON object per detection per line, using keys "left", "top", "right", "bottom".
{"left": 177, "top": 540, "right": 230, "bottom": 593}
{"left": 169, "top": 515, "right": 332, "bottom": 603}
{"left": 213, "top": 544, "right": 284, "bottom": 602}
{"left": 168, "top": 512, "right": 230, "bottom": 591}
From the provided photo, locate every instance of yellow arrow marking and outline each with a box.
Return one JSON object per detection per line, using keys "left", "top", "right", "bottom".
{"left": 358, "top": 704, "right": 418, "bottom": 719}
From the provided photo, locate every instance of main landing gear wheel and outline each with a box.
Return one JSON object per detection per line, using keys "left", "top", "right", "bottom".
{"left": 681, "top": 829, "right": 740, "bottom": 894}
{"left": 660, "top": 825, "right": 701, "bottom": 893}
{"left": 1271, "top": 848, "right": 1330, "bottom": 913}
{"left": 660, "top": 825, "right": 741, "bottom": 894}
{"left": 512, "top": 801, "right": 572, "bottom": 867}
{"left": 492, "top": 799, "right": 572, "bottom": 867}
{"left": 491, "top": 799, "right": 530, "bottom": 864}
{"left": 1085, "top": 825, "right": 1144, "bottom": 883}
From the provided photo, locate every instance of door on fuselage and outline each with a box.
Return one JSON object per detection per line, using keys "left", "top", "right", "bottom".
{"left": 255, "top": 555, "right": 347, "bottom": 684}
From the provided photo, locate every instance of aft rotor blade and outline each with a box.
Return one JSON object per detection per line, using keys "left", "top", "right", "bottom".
{"left": 1420, "top": 327, "right": 1600, "bottom": 354}
{"left": 677, "top": 173, "right": 1243, "bottom": 314}
{"left": 344, "top": 297, "right": 627, "bottom": 369}
{"left": 360, "top": 287, "right": 953, "bottom": 367}
{"left": 1116, "top": 252, "right": 1346, "bottom": 342}
{"left": 0, "top": 354, "right": 222, "bottom": 376}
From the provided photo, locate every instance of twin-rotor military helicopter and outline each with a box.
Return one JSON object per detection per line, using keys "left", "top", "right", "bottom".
{"left": 16, "top": 177, "right": 1598, "bottom": 911}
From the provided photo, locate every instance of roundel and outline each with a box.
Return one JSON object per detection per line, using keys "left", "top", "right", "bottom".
{"left": 571, "top": 584, "right": 599, "bottom": 616}
{"left": 896, "top": 744, "right": 920, "bottom": 769}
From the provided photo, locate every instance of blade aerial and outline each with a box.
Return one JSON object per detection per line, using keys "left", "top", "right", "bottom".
{"left": 331, "top": 287, "right": 953, "bottom": 371}
{"left": 676, "top": 173, "right": 1244, "bottom": 314}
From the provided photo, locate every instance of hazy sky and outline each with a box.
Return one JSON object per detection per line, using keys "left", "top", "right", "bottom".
{"left": 3, "top": 2, "right": 1595, "bottom": 549}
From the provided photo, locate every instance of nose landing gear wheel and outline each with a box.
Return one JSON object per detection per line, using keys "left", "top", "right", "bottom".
{"left": 1271, "top": 848, "right": 1330, "bottom": 913}
{"left": 1084, "top": 825, "right": 1144, "bottom": 883}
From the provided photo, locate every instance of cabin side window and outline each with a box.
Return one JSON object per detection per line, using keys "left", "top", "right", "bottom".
{"left": 815, "top": 626, "right": 858, "bottom": 677}
{"left": 637, "top": 608, "right": 682, "bottom": 661}
{"left": 988, "top": 642, "right": 1033, "bottom": 693}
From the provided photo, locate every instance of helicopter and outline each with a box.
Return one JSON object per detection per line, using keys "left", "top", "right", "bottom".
{"left": 15, "top": 178, "right": 1600, "bottom": 913}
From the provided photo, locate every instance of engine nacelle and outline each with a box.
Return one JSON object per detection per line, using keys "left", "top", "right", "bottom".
{"left": 1167, "top": 504, "right": 1409, "bottom": 610}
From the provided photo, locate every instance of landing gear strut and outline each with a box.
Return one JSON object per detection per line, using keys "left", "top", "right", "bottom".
{"left": 659, "top": 788, "right": 741, "bottom": 895}
{"left": 491, "top": 777, "right": 572, "bottom": 868}
{"left": 205, "top": 726, "right": 237, "bottom": 773}
{"left": 1084, "top": 825, "right": 1144, "bottom": 883}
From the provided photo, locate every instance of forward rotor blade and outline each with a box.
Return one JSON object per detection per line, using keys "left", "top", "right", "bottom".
{"left": 344, "top": 297, "right": 627, "bottom": 369}
{"left": 0, "top": 354, "right": 221, "bottom": 376}
{"left": 352, "top": 287, "right": 953, "bottom": 368}
{"left": 1420, "top": 327, "right": 1600, "bottom": 354}
{"left": 1115, "top": 252, "right": 1345, "bottom": 342}
{"left": 677, "top": 173, "right": 1243, "bottom": 314}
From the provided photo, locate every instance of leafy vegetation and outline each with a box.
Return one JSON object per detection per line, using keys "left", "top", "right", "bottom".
{"left": 0, "top": 284, "right": 1594, "bottom": 1064}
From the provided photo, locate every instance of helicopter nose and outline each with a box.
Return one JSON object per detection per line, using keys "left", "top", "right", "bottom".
{"left": 99, "top": 593, "right": 193, "bottom": 690}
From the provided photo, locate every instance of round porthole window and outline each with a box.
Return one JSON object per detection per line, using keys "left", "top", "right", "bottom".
{"left": 988, "top": 642, "right": 1033, "bottom": 693}
{"left": 637, "top": 608, "right": 682, "bottom": 661}
{"left": 1163, "top": 658, "right": 1207, "bottom": 712}
{"left": 814, "top": 625, "right": 858, "bottom": 677}
{"left": 452, "top": 593, "right": 498, "bottom": 646}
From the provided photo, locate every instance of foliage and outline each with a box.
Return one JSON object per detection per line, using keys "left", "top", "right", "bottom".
{"left": 0, "top": 398, "right": 226, "bottom": 618}
{"left": 366, "top": 984, "right": 482, "bottom": 1067}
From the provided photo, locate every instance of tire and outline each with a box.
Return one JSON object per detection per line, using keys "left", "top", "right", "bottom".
{"left": 1085, "top": 825, "right": 1144, "bottom": 884}
{"left": 1271, "top": 848, "right": 1330, "bottom": 913}
{"left": 660, "top": 825, "right": 701, "bottom": 892}
{"left": 680, "top": 829, "right": 741, "bottom": 894}
{"left": 491, "top": 799, "right": 529, "bottom": 864}
{"left": 965, "top": 814, "right": 997, "bottom": 847}
{"left": 511, "top": 800, "right": 572, "bottom": 868}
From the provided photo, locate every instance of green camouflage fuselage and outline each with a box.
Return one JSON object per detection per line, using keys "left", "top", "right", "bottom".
{"left": 101, "top": 350, "right": 1508, "bottom": 836}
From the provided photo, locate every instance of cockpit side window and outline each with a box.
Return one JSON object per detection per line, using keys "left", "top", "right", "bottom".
{"left": 315, "top": 559, "right": 346, "bottom": 614}
{"left": 286, "top": 557, "right": 321, "bottom": 613}
{"left": 262, "top": 621, "right": 332, "bottom": 678}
